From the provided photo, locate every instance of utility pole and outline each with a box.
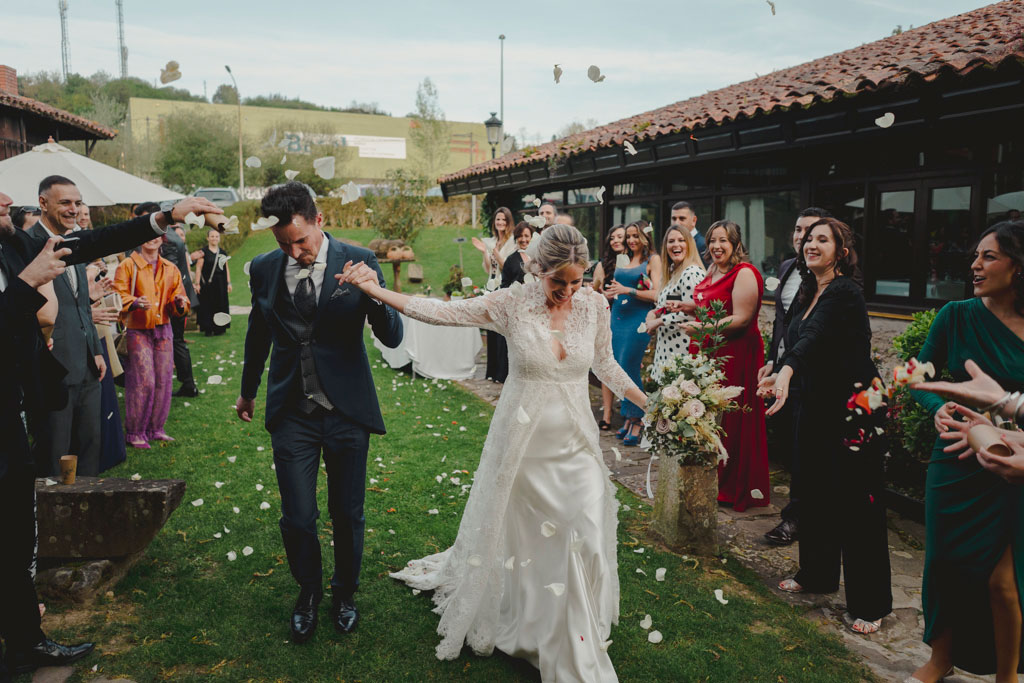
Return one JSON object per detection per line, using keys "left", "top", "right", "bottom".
{"left": 225, "top": 65, "right": 244, "bottom": 196}
{"left": 115, "top": 0, "right": 127, "bottom": 80}
{"left": 58, "top": 0, "right": 71, "bottom": 81}
{"left": 499, "top": 34, "right": 505, "bottom": 150}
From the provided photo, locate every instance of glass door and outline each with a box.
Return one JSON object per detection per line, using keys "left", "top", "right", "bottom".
{"left": 867, "top": 178, "right": 976, "bottom": 305}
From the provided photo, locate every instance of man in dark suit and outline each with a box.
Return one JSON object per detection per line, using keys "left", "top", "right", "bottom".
{"left": 671, "top": 201, "right": 708, "bottom": 268}
{"left": 760, "top": 207, "right": 831, "bottom": 546}
{"left": 133, "top": 202, "right": 200, "bottom": 397}
{"left": 235, "top": 182, "right": 402, "bottom": 643}
{"left": 0, "top": 189, "right": 221, "bottom": 680}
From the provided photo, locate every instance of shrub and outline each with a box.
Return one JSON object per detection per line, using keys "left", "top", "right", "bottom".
{"left": 886, "top": 308, "right": 939, "bottom": 498}
{"left": 183, "top": 199, "right": 260, "bottom": 254}
{"left": 364, "top": 169, "right": 429, "bottom": 245}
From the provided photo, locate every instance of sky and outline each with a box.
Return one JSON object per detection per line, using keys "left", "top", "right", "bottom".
{"left": 3, "top": 0, "right": 993, "bottom": 144}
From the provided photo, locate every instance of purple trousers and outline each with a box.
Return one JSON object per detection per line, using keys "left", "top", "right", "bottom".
{"left": 125, "top": 324, "right": 174, "bottom": 442}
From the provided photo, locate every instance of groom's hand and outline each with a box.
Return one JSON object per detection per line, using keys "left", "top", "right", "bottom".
{"left": 335, "top": 261, "right": 378, "bottom": 291}
{"left": 235, "top": 396, "right": 255, "bottom": 423}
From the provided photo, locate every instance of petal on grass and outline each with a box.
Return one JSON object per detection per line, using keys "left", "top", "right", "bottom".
{"left": 714, "top": 589, "right": 729, "bottom": 605}
{"left": 640, "top": 614, "right": 652, "bottom": 629}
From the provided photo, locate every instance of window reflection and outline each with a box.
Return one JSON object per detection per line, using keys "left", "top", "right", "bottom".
{"left": 874, "top": 191, "right": 915, "bottom": 298}
{"left": 613, "top": 203, "right": 659, "bottom": 237}
{"left": 721, "top": 190, "right": 800, "bottom": 277}
{"left": 567, "top": 187, "right": 604, "bottom": 205}
{"left": 926, "top": 186, "right": 971, "bottom": 301}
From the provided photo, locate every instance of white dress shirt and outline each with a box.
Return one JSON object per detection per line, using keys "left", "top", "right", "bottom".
{"left": 283, "top": 231, "right": 330, "bottom": 298}
{"left": 38, "top": 220, "right": 78, "bottom": 295}
{"left": 776, "top": 264, "right": 803, "bottom": 360}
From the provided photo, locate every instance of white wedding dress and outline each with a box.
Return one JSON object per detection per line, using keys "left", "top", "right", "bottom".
{"left": 390, "top": 282, "right": 637, "bottom": 682}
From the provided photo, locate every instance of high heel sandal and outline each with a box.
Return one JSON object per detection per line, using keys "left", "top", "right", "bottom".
{"left": 623, "top": 424, "right": 642, "bottom": 447}
{"left": 599, "top": 419, "right": 611, "bottom": 431}
{"left": 615, "top": 424, "right": 629, "bottom": 439}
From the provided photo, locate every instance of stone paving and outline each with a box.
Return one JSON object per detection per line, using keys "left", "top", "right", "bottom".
{"left": 457, "top": 345, "right": 988, "bottom": 683}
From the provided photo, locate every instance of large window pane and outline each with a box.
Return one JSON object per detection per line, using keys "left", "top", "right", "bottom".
{"left": 567, "top": 187, "right": 604, "bottom": 205}
{"left": 926, "top": 186, "right": 972, "bottom": 301}
{"left": 874, "top": 190, "right": 916, "bottom": 298}
{"left": 613, "top": 182, "right": 660, "bottom": 198}
{"left": 721, "top": 191, "right": 800, "bottom": 277}
{"left": 987, "top": 171, "right": 1024, "bottom": 226}
{"left": 814, "top": 184, "right": 867, "bottom": 256}
{"left": 569, "top": 206, "right": 600, "bottom": 260}
{"left": 613, "top": 203, "right": 658, "bottom": 230}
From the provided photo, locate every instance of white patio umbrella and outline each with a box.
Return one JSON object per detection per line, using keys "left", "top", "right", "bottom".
{"left": 0, "top": 141, "right": 184, "bottom": 206}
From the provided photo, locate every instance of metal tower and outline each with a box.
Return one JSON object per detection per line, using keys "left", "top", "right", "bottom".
{"left": 116, "top": 0, "right": 127, "bottom": 80}
{"left": 58, "top": 0, "right": 71, "bottom": 81}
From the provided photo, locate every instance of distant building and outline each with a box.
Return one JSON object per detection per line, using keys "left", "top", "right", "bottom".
{"left": 440, "top": 1, "right": 1024, "bottom": 312}
{"left": 0, "top": 65, "right": 115, "bottom": 161}
{"left": 128, "top": 97, "right": 488, "bottom": 188}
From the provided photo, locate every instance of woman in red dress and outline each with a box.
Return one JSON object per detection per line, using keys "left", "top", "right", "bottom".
{"left": 684, "top": 220, "right": 770, "bottom": 511}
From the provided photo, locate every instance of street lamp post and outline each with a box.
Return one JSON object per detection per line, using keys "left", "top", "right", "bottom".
{"left": 224, "top": 65, "right": 244, "bottom": 196}
{"left": 484, "top": 113, "right": 503, "bottom": 159}
{"left": 498, "top": 34, "right": 505, "bottom": 153}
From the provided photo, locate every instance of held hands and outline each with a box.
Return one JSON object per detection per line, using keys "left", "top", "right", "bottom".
{"left": 974, "top": 434, "right": 1024, "bottom": 485}
{"left": 18, "top": 237, "right": 70, "bottom": 288}
{"left": 335, "top": 260, "right": 380, "bottom": 295}
{"left": 910, "top": 359, "right": 1005, "bottom": 413}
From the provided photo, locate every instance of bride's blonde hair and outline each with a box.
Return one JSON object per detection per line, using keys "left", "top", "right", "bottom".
{"left": 527, "top": 224, "right": 590, "bottom": 277}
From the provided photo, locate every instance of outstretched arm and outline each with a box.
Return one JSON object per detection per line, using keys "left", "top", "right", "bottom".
{"left": 592, "top": 293, "right": 646, "bottom": 408}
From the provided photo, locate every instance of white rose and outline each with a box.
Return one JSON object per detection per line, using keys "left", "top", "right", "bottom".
{"left": 662, "top": 385, "right": 682, "bottom": 401}
{"left": 680, "top": 380, "right": 700, "bottom": 396}
{"left": 683, "top": 399, "right": 706, "bottom": 418}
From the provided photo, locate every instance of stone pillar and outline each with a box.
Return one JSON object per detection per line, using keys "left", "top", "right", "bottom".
{"left": 650, "top": 458, "right": 718, "bottom": 556}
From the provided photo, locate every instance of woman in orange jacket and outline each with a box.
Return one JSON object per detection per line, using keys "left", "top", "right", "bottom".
{"left": 113, "top": 235, "right": 190, "bottom": 448}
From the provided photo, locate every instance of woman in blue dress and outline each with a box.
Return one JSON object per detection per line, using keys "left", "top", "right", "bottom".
{"left": 604, "top": 220, "right": 661, "bottom": 445}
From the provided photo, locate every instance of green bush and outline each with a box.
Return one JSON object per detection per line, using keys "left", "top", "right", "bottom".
{"left": 364, "top": 169, "right": 429, "bottom": 245}
{"left": 886, "top": 308, "right": 939, "bottom": 498}
{"left": 184, "top": 199, "right": 260, "bottom": 255}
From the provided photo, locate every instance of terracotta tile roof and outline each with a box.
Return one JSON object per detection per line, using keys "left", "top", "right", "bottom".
{"left": 0, "top": 91, "right": 116, "bottom": 140}
{"left": 442, "top": 0, "right": 1024, "bottom": 184}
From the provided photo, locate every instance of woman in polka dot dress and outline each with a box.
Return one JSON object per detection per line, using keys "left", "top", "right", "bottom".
{"left": 645, "top": 225, "right": 706, "bottom": 383}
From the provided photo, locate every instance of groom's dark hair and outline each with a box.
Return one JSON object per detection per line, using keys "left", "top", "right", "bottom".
{"left": 261, "top": 181, "right": 318, "bottom": 227}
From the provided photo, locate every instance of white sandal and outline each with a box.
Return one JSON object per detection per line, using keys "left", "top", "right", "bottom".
{"left": 850, "top": 617, "right": 882, "bottom": 634}
{"left": 778, "top": 578, "right": 803, "bottom": 593}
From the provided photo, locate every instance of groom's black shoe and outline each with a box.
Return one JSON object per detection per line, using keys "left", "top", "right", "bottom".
{"left": 331, "top": 594, "right": 359, "bottom": 633}
{"left": 291, "top": 587, "right": 323, "bottom": 643}
{"left": 6, "top": 639, "right": 94, "bottom": 674}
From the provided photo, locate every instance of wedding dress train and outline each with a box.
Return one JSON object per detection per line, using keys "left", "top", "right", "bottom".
{"left": 389, "top": 282, "right": 636, "bottom": 682}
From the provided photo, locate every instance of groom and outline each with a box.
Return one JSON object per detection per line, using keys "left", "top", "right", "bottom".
{"left": 235, "top": 182, "right": 402, "bottom": 642}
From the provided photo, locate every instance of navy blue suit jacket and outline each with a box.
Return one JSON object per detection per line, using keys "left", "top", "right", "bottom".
{"left": 693, "top": 229, "right": 709, "bottom": 268}
{"left": 240, "top": 234, "right": 403, "bottom": 434}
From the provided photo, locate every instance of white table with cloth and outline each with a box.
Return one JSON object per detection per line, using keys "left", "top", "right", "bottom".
{"left": 373, "top": 309, "right": 483, "bottom": 380}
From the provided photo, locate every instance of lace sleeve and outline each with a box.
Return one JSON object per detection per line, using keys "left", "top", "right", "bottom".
{"left": 404, "top": 290, "right": 510, "bottom": 334}
{"left": 589, "top": 291, "right": 638, "bottom": 399}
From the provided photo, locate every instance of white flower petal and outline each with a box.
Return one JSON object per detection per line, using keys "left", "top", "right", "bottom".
{"left": 213, "top": 532, "right": 222, "bottom": 539}
{"left": 623, "top": 140, "right": 637, "bottom": 156}
{"left": 232, "top": 507, "right": 240, "bottom": 514}
{"left": 295, "top": 269, "right": 310, "bottom": 280}
{"left": 714, "top": 588, "right": 729, "bottom": 605}
{"left": 253, "top": 215, "right": 279, "bottom": 230}
{"left": 615, "top": 253, "right": 631, "bottom": 269}
{"left": 517, "top": 406, "right": 531, "bottom": 425}
{"left": 257, "top": 446, "right": 265, "bottom": 452}
{"left": 764, "top": 276, "right": 781, "bottom": 292}
{"left": 467, "top": 555, "right": 482, "bottom": 567}
{"left": 242, "top": 546, "right": 254, "bottom": 556}
{"left": 284, "top": 169, "right": 300, "bottom": 180}
{"left": 184, "top": 212, "right": 205, "bottom": 227}
{"left": 544, "top": 582, "right": 565, "bottom": 596}
{"left": 256, "top": 484, "right": 264, "bottom": 491}
{"left": 245, "top": 156, "right": 262, "bottom": 168}
{"left": 640, "top": 614, "right": 652, "bottom": 629}
{"left": 634, "top": 547, "right": 645, "bottom": 554}
{"left": 191, "top": 498, "right": 204, "bottom": 507}
{"left": 214, "top": 481, "right": 225, "bottom": 488}
{"left": 600, "top": 639, "right": 613, "bottom": 652}
{"left": 312, "top": 156, "right": 336, "bottom": 179}
{"left": 750, "top": 489, "right": 764, "bottom": 500}
{"left": 520, "top": 558, "right": 532, "bottom": 567}
{"left": 504, "top": 556, "right": 515, "bottom": 570}
{"left": 259, "top": 501, "right": 271, "bottom": 510}
{"left": 636, "top": 568, "right": 647, "bottom": 576}
{"left": 587, "top": 65, "right": 606, "bottom": 83}
{"left": 427, "top": 509, "right": 439, "bottom": 515}
{"left": 412, "top": 588, "right": 421, "bottom": 595}
{"left": 226, "top": 551, "right": 237, "bottom": 561}
{"left": 612, "top": 447, "right": 622, "bottom": 461}
{"left": 875, "top": 112, "right": 895, "bottom": 128}
{"left": 526, "top": 215, "right": 546, "bottom": 229}
{"left": 338, "top": 181, "right": 361, "bottom": 205}
{"left": 227, "top": 456, "right": 236, "bottom": 463}
{"left": 540, "top": 521, "right": 557, "bottom": 538}
{"left": 130, "top": 473, "right": 141, "bottom": 481}
{"left": 648, "top": 630, "right": 663, "bottom": 644}
{"left": 636, "top": 322, "right": 647, "bottom": 333}
{"left": 460, "top": 277, "right": 473, "bottom": 288}
{"left": 570, "top": 536, "right": 585, "bottom": 552}
{"left": 655, "top": 567, "right": 667, "bottom": 582}
{"left": 207, "top": 375, "right": 222, "bottom": 385}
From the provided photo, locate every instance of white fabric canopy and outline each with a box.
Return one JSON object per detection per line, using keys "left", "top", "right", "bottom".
{"left": 0, "top": 142, "right": 184, "bottom": 206}
{"left": 373, "top": 309, "right": 482, "bottom": 380}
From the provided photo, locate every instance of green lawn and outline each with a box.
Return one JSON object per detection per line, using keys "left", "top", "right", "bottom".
{"left": 225, "top": 225, "right": 482, "bottom": 309}
{"left": 31, "top": 313, "right": 873, "bottom": 682}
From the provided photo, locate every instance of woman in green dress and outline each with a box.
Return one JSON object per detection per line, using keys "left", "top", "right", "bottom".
{"left": 909, "top": 220, "right": 1024, "bottom": 683}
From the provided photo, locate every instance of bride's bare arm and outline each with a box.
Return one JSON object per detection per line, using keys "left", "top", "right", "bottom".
{"left": 591, "top": 292, "right": 646, "bottom": 409}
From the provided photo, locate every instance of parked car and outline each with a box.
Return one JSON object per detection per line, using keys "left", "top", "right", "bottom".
{"left": 192, "top": 187, "right": 240, "bottom": 208}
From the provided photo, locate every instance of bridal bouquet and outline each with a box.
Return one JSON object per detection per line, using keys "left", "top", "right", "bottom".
{"left": 642, "top": 300, "right": 743, "bottom": 466}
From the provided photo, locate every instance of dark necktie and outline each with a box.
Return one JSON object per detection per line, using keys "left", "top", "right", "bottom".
{"left": 294, "top": 274, "right": 316, "bottom": 321}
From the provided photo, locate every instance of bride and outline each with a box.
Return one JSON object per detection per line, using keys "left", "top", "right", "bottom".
{"left": 337, "top": 224, "right": 645, "bottom": 681}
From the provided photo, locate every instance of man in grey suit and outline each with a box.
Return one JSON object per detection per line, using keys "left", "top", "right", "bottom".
{"left": 29, "top": 176, "right": 106, "bottom": 477}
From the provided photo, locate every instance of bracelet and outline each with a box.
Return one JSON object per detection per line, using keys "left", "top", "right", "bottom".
{"left": 981, "top": 391, "right": 1013, "bottom": 414}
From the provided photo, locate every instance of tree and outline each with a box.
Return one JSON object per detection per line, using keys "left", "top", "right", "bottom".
{"left": 364, "top": 169, "right": 429, "bottom": 245}
{"left": 212, "top": 84, "right": 239, "bottom": 105}
{"left": 155, "top": 110, "right": 237, "bottom": 190}
{"left": 554, "top": 118, "right": 599, "bottom": 140}
{"left": 407, "top": 77, "right": 451, "bottom": 183}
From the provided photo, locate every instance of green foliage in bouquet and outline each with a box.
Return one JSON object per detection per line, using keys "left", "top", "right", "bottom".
{"left": 642, "top": 300, "right": 743, "bottom": 466}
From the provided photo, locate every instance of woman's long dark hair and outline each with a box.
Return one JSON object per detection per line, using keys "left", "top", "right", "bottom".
{"left": 977, "top": 220, "right": 1024, "bottom": 314}
{"left": 796, "top": 217, "right": 861, "bottom": 303}
{"left": 601, "top": 224, "right": 626, "bottom": 283}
